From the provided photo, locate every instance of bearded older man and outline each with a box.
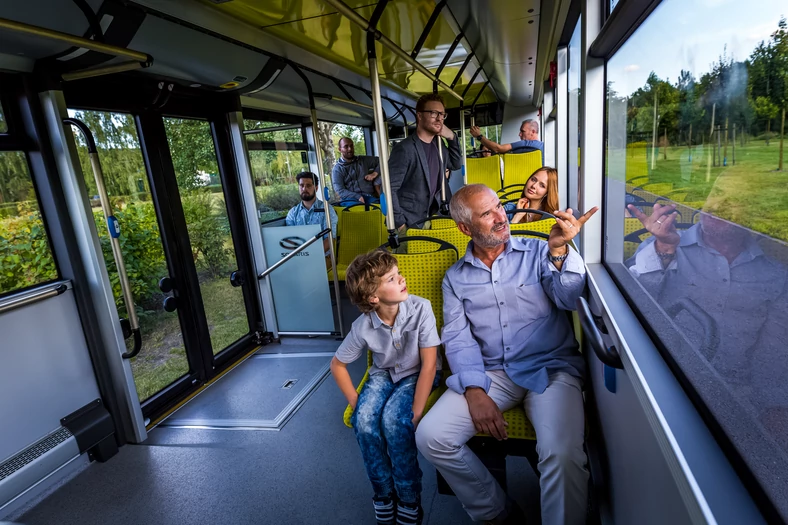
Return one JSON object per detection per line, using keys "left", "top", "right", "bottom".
{"left": 415, "top": 184, "right": 598, "bottom": 525}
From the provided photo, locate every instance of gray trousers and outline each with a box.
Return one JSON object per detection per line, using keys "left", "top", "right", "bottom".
{"left": 415, "top": 370, "right": 588, "bottom": 524}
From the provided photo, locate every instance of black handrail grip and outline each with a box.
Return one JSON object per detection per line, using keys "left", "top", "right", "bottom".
{"left": 665, "top": 297, "right": 720, "bottom": 360}
{"left": 576, "top": 296, "right": 623, "bottom": 369}
{"left": 410, "top": 215, "right": 456, "bottom": 229}
{"left": 121, "top": 328, "right": 142, "bottom": 359}
{"left": 506, "top": 208, "right": 557, "bottom": 220}
{"left": 342, "top": 202, "right": 380, "bottom": 212}
{"left": 379, "top": 236, "right": 459, "bottom": 258}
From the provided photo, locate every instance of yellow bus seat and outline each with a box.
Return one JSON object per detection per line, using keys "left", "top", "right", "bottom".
{"left": 466, "top": 156, "right": 502, "bottom": 191}
{"left": 328, "top": 209, "right": 385, "bottom": 281}
{"left": 406, "top": 226, "right": 471, "bottom": 258}
{"left": 502, "top": 151, "right": 543, "bottom": 188}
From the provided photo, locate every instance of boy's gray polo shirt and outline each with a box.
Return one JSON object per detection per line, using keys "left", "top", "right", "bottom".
{"left": 335, "top": 295, "right": 442, "bottom": 383}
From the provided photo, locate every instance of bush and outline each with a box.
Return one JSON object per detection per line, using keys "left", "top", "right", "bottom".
{"left": 256, "top": 184, "right": 300, "bottom": 212}
{"left": 92, "top": 201, "right": 167, "bottom": 313}
{"left": 0, "top": 210, "right": 58, "bottom": 294}
{"left": 181, "top": 190, "right": 232, "bottom": 277}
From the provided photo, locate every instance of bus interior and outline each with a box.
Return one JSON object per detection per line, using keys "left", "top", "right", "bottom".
{"left": 1, "top": 0, "right": 787, "bottom": 523}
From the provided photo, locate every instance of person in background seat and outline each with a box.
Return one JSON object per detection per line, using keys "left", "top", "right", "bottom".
{"left": 285, "top": 171, "right": 338, "bottom": 267}
{"left": 331, "top": 250, "right": 441, "bottom": 525}
{"left": 332, "top": 137, "right": 382, "bottom": 206}
{"left": 509, "top": 167, "right": 560, "bottom": 224}
{"left": 470, "top": 119, "right": 544, "bottom": 163}
{"left": 416, "top": 184, "right": 598, "bottom": 525}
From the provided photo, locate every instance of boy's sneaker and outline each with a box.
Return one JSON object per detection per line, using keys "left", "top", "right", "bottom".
{"left": 373, "top": 496, "right": 396, "bottom": 525}
{"left": 396, "top": 501, "right": 423, "bottom": 525}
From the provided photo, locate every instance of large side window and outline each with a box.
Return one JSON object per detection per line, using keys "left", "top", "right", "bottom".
{"left": 605, "top": 2, "right": 788, "bottom": 519}
{"left": 244, "top": 119, "right": 309, "bottom": 223}
{"left": 0, "top": 93, "right": 59, "bottom": 297}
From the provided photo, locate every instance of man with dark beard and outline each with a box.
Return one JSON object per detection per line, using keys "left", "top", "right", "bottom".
{"left": 415, "top": 184, "right": 598, "bottom": 525}
{"left": 285, "top": 171, "right": 338, "bottom": 265}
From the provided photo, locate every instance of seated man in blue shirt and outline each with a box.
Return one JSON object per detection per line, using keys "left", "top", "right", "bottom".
{"left": 285, "top": 171, "right": 338, "bottom": 266}
{"left": 416, "top": 184, "right": 598, "bottom": 525}
{"left": 470, "top": 119, "right": 544, "bottom": 163}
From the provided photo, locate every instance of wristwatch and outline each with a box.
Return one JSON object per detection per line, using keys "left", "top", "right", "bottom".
{"left": 476, "top": 134, "right": 485, "bottom": 141}
{"left": 547, "top": 251, "right": 569, "bottom": 263}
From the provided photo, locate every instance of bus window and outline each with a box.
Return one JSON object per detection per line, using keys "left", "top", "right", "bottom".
{"left": 0, "top": 151, "right": 58, "bottom": 297}
{"left": 244, "top": 119, "right": 309, "bottom": 222}
{"left": 0, "top": 101, "right": 7, "bottom": 133}
{"left": 604, "top": 1, "right": 788, "bottom": 518}
{"left": 567, "top": 20, "right": 581, "bottom": 212}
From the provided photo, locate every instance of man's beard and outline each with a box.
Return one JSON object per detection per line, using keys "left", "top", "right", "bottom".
{"left": 300, "top": 191, "right": 315, "bottom": 201}
{"left": 472, "top": 221, "right": 510, "bottom": 248}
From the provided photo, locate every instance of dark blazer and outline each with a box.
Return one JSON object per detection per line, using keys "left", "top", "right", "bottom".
{"left": 388, "top": 133, "right": 462, "bottom": 228}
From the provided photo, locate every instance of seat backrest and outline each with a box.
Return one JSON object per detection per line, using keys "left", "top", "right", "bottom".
{"left": 337, "top": 210, "right": 385, "bottom": 266}
{"left": 502, "top": 151, "right": 542, "bottom": 187}
{"left": 509, "top": 218, "right": 556, "bottom": 235}
{"left": 407, "top": 226, "right": 471, "bottom": 258}
{"left": 466, "top": 156, "right": 502, "bottom": 191}
{"left": 393, "top": 248, "right": 458, "bottom": 330}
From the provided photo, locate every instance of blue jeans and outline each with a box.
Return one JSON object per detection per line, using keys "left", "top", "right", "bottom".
{"left": 351, "top": 371, "right": 438, "bottom": 504}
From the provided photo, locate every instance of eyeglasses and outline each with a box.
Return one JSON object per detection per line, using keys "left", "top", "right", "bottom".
{"left": 419, "top": 110, "right": 448, "bottom": 120}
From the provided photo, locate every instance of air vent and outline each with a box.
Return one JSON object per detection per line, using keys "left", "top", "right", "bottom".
{"left": 0, "top": 428, "right": 72, "bottom": 482}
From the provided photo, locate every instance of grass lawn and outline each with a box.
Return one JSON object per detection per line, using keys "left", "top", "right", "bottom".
{"left": 129, "top": 276, "right": 249, "bottom": 401}
{"left": 618, "top": 139, "right": 788, "bottom": 242}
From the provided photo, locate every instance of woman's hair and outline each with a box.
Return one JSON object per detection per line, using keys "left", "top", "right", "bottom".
{"left": 521, "top": 166, "right": 559, "bottom": 216}
{"left": 345, "top": 249, "right": 398, "bottom": 313}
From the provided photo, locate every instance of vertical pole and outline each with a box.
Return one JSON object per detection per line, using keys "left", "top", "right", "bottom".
{"left": 723, "top": 117, "right": 729, "bottom": 166}
{"left": 460, "top": 106, "right": 467, "bottom": 185}
{"left": 717, "top": 125, "right": 722, "bottom": 168}
{"left": 732, "top": 124, "right": 736, "bottom": 165}
{"left": 651, "top": 90, "right": 658, "bottom": 171}
{"left": 310, "top": 107, "right": 345, "bottom": 336}
{"left": 368, "top": 35, "right": 396, "bottom": 238}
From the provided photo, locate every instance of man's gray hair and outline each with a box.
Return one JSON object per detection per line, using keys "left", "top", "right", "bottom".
{"left": 521, "top": 119, "right": 539, "bottom": 133}
{"left": 450, "top": 184, "right": 493, "bottom": 225}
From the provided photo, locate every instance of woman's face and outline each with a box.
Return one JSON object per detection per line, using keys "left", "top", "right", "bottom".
{"left": 524, "top": 170, "right": 548, "bottom": 201}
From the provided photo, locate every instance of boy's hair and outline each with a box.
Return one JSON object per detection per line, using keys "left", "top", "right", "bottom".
{"left": 346, "top": 250, "right": 398, "bottom": 313}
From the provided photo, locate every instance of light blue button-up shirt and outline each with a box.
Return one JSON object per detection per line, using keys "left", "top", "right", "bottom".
{"left": 285, "top": 199, "right": 338, "bottom": 255}
{"left": 442, "top": 237, "right": 586, "bottom": 394}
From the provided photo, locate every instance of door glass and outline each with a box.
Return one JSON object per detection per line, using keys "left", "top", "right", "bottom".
{"left": 164, "top": 117, "right": 249, "bottom": 354}
{"left": 244, "top": 119, "right": 309, "bottom": 223}
{"left": 67, "top": 110, "right": 189, "bottom": 402}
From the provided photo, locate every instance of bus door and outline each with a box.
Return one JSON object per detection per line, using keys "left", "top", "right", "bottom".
{"left": 66, "top": 108, "right": 263, "bottom": 422}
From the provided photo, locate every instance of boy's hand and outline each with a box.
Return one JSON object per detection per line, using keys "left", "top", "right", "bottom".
{"left": 349, "top": 392, "right": 359, "bottom": 410}
{"left": 411, "top": 410, "right": 423, "bottom": 428}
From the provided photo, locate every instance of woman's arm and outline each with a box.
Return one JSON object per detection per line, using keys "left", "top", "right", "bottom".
{"left": 330, "top": 356, "right": 359, "bottom": 409}
{"left": 411, "top": 346, "right": 438, "bottom": 426}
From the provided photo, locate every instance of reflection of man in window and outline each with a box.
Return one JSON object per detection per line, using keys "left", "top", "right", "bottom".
{"left": 469, "top": 119, "right": 544, "bottom": 162}
{"left": 626, "top": 189, "right": 788, "bottom": 450}
{"left": 332, "top": 137, "right": 381, "bottom": 206}
{"left": 285, "top": 172, "right": 338, "bottom": 265}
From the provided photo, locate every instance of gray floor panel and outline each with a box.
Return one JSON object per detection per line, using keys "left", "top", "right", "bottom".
{"left": 17, "top": 341, "right": 542, "bottom": 525}
{"left": 161, "top": 355, "right": 330, "bottom": 426}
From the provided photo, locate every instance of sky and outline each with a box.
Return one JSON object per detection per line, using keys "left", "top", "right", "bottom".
{"left": 607, "top": 0, "right": 786, "bottom": 97}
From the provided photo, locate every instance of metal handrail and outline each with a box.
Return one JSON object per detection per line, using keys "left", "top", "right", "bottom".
{"left": 314, "top": 93, "right": 374, "bottom": 111}
{"left": 64, "top": 118, "right": 142, "bottom": 360}
{"left": 258, "top": 228, "right": 330, "bottom": 280}
{"left": 0, "top": 17, "right": 152, "bottom": 81}
{"left": 0, "top": 281, "right": 69, "bottom": 316}
{"left": 243, "top": 124, "right": 303, "bottom": 136}
{"left": 320, "top": 0, "right": 464, "bottom": 102}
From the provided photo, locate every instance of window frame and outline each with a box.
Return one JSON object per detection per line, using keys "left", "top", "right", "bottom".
{"left": 0, "top": 77, "right": 62, "bottom": 300}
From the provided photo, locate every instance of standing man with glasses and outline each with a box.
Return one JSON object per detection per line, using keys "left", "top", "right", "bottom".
{"left": 389, "top": 93, "right": 462, "bottom": 231}
{"left": 470, "top": 119, "right": 544, "bottom": 163}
